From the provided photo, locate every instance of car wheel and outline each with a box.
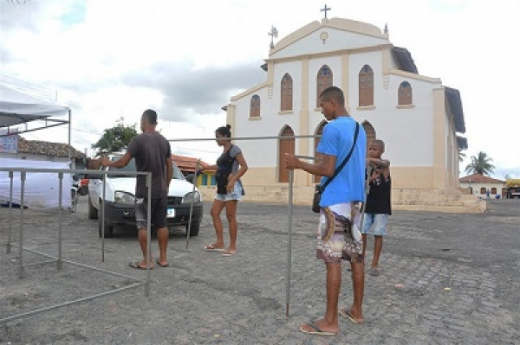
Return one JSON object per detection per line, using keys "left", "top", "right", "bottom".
{"left": 98, "top": 205, "right": 114, "bottom": 238}
{"left": 88, "top": 195, "right": 98, "bottom": 219}
{"left": 187, "top": 222, "right": 200, "bottom": 237}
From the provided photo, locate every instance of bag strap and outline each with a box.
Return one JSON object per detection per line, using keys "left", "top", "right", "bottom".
{"left": 321, "top": 122, "right": 360, "bottom": 191}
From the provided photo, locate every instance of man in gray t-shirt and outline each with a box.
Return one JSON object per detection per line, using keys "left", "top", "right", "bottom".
{"left": 102, "top": 109, "right": 173, "bottom": 270}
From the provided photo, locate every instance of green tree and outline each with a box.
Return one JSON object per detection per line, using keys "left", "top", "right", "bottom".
{"left": 91, "top": 117, "right": 138, "bottom": 155}
{"left": 465, "top": 151, "right": 495, "bottom": 176}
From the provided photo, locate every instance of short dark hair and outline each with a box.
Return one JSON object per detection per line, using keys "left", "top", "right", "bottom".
{"left": 215, "top": 124, "right": 232, "bottom": 138}
{"left": 142, "top": 109, "right": 158, "bottom": 125}
{"left": 320, "top": 86, "right": 345, "bottom": 106}
{"left": 372, "top": 139, "right": 385, "bottom": 150}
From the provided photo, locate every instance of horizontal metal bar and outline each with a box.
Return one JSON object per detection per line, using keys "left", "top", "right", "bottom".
{"left": 0, "top": 122, "right": 69, "bottom": 138}
{"left": 0, "top": 167, "right": 151, "bottom": 176}
{"left": 61, "top": 259, "right": 145, "bottom": 282}
{"left": 8, "top": 245, "right": 143, "bottom": 282}
{"left": 168, "top": 134, "right": 322, "bottom": 142}
{"left": 22, "top": 259, "right": 58, "bottom": 268}
{"left": 295, "top": 155, "right": 317, "bottom": 161}
{"left": 0, "top": 282, "right": 144, "bottom": 324}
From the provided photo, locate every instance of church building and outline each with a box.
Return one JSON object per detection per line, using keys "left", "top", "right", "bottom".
{"left": 222, "top": 15, "right": 482, "bottom": 212}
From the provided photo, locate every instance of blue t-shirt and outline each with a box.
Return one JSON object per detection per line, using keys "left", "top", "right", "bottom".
{"left": 316, "top": 116, "right": 367, "bottom": 206}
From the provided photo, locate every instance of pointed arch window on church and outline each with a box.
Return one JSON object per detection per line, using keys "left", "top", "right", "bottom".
{"left": 281, "top": 73, "right": 293, "bottom": 111}
{"left": 250, "top": 95, "right": 260, "bottom": 118}
{"left": 398, "top": 81, "right": 412, "bottom": 105}
{"left": 359, "top": 65, "right": 374, "bottom": 107}
{"left": 317, "top": 65, "right": 333, "bottom": 108}
{"left": 278, "top": 125, "right": 295, "bottom": 183}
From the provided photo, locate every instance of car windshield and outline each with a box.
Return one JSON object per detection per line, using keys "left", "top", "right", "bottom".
{"left": 107, "top": 157, "right": 184, "bottom": 180}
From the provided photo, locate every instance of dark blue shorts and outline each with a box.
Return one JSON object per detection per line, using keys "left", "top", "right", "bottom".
{"left": 135, "top": 196, "right": 167, "bottom": 229}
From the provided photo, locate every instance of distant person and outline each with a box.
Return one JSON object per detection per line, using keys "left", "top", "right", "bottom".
{"left": 199, "top": 125, "right": 248, "bottom": 257}
{"left": 101, "top": 109, "right": 173, "bottom": 269}
{"left": 361, "top": 139, "right": 391, "bottom": 277}
{"left": 486, "top": 189, "right": 490, "bottom": 199}
{"left": 285, "top": 86, "right": 366, "bottom": 336}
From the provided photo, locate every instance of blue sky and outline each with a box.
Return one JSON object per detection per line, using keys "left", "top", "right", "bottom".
{"left": 0, "top": 0, "right": 519, "bottom": 178}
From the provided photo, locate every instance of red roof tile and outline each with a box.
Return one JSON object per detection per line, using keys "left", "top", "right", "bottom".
{"left": 459, "top": 173, "right": 504, "bottom": 184}
{"left": 171, "top": 154, "right": 214, "bottom": 172}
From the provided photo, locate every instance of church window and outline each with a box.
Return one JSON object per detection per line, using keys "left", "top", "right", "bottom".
{"left": 359, "top": 65, "right": 374, "bottom": 106}
{"left": 398, "top": 81, "right": 412, "bottom": 105}
{"left": 250, "top": 95, "right": 260, "bottom": 118}
{"left": 491, "top": 187, "right": 497, "bottom": 194}
{"left": 362, "top": 121, "right": 376, "bottom": 157}
{"left": 480, "top": 187, "right": 486, "bottom": 194}
{"left": 281, "top": 73, "right": 293, "bottom": 111}
{"left": 317, "top": 65, "right": 333, "bottom": 108}
{"left": 278, "top": 125, "right": 295, "bottom": 182}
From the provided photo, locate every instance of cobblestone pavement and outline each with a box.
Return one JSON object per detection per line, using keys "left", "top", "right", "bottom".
{"left": 0, "top": 198, "right": 519, "bottom": 344}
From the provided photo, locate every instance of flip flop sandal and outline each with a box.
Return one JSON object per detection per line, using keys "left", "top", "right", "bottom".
{"left": 204, "top": 245, "right": 225, "bottom": 252}
{"left": 129, "top": 262, "right": 153, "bottom": 270}
{"left": 299, "top": 322, "right": 338, "bottom": 336}
{"left": 155, "top": 258, "right": 169, "bottom": 267}
{"left": 339, "top": 309, "right": 364, "bottom": 324}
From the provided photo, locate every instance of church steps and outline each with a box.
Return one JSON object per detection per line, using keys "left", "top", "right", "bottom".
{"left": 198, "top": 186, "right": 486, "bottom": 213}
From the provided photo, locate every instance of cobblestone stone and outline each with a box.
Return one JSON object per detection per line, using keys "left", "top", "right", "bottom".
{"left": 0, "top": 199, "right": 519, "bottom": 344}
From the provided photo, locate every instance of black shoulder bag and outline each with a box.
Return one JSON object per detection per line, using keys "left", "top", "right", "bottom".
{"left": 312, "top": 122, "right": 360, "bottom": 213}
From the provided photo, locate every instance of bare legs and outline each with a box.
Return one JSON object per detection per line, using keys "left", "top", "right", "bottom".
{"left": 300, "top": 260, "right": 365, "bottom": 334}
{"left": 209, "top": 200, "right": 238, "bottom": 253}
{"left": 347, "top": 260, "right": 365, "bottom": 321}
{"left": 136, "top": 226, "right": 169, "bottom": 268}
{"left": 362, "top": 234, "right": 383, "bottom": 269}
{"left": 156, "top": 227, "right": 169, "bottom": 265}
{"left": 209, "top": 200, "right": 226, "bottom": 249}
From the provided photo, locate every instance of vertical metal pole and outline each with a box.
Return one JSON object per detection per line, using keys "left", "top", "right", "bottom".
{"left": 186, "top": 160, "right": 200, "bottom": 249}
{"left": 18, "top": 171, "right": 26, "bottom": 279}
{"left": 7, "top": 171, "right": 13, "bottom": 254}
{"left": 145, "top": 173, "right": 152, "bottom": 296}
{"left": 286, "top": 169, "right": 294, "bottom": 317}
{"left": 67, "top": 109, "right": 72, "bottom": 163}
{"left": 101, "top": 173, "right": 106, "bottom": 262}
{"left": 57, "top": 172, "right": 63, "bottom": 270}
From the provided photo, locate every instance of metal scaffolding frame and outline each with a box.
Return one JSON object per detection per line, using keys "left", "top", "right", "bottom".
{"left": 1, "top": 130, "right": 368, "bottom": 323}
{"left": 0, "top": 167, "right": 153, "bottom": 324}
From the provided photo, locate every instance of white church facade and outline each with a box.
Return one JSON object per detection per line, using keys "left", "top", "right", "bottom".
{"left": 220, "top": 17, "right": 483, "bottom": 212}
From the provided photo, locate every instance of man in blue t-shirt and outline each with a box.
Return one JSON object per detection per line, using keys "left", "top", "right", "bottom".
{"left": 286, "top": 86, "right": 367, "bottom": 336}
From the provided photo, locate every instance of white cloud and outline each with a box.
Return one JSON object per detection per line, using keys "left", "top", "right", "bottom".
{"left": 1, "top": 0, "right": 519, "bottom": 177}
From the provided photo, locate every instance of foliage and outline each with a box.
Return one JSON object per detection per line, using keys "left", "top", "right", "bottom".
{"left": 91, "top": 117, "right": 138, "bottom": 155}
{"left": 465, "top": 151, "right": 495, "bottom": 176}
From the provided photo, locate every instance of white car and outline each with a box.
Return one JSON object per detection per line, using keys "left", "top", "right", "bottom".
{"left": 87, "top": 154, "right": 203, "bottom": 238}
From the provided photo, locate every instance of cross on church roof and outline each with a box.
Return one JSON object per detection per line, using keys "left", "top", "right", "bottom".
{"left": 320, "top": 4, "right": 331, "bottom": 19}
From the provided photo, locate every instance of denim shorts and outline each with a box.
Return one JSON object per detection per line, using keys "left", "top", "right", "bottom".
{"left": 361, "top": 213, "right": 388, "bottom": 236}
{"left": 215, "top": 181, "right": 243, "bottom": 202}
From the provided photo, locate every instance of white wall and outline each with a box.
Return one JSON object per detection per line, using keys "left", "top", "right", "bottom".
{"left": 460, "top": 181, "right": 505, "bottom": 198}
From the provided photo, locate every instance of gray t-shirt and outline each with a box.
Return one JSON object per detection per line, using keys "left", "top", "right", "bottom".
{"left": 127, "top": 132, "right": 171, "bottom": 199}
{"left": 216, "top": 145, "right": 242, "bottom": 174}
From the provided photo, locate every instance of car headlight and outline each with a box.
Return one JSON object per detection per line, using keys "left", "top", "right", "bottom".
{"left": 114, "top": 191, "right": 136, "bottom": 205}
{"left": 182, "top": 191, "right": 201, "bottom": 204}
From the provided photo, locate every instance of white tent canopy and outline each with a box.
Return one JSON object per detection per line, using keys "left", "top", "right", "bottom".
{"left": 0, "top": 83, "right": 70, "bottom": 131}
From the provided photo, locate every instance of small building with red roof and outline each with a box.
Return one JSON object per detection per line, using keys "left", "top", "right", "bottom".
{"left": 459, "top": 173, "right": 505, "bottom": 198}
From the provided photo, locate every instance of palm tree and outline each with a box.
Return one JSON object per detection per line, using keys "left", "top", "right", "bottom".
{"left": 465, "top": 151, "right": 495, "bottom": 176}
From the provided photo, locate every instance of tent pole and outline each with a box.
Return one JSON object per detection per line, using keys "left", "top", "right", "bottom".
{"left": 67, "top": 109, "right": 71, "bottom": 163}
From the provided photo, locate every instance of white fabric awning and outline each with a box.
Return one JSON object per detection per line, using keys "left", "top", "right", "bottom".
{"left": 0, "top": 84, "right": 70, "bottom": 128}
